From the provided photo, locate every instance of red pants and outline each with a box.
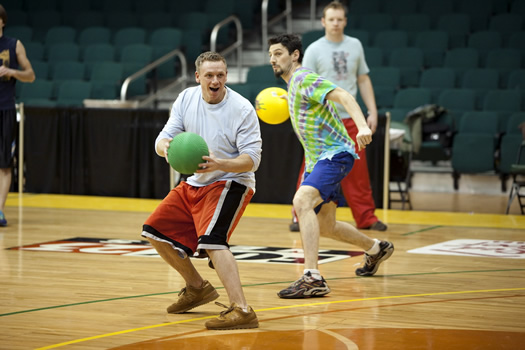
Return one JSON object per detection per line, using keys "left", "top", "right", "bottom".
{"left": 293, "top": 118, "right": 378, "bottom": 229}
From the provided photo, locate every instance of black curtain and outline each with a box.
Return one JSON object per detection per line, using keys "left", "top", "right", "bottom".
{"left": 252, "top": 120, "right": 303, "bottom": 204}
{"left": 366, "top": 113, "right": 387, "bottom": 209}
{"left": 24, "top": 107, "right": 85, "bottom": 194}
{"left": 82, "top": 108, "right": 170, "bottom": 198}
{"left": 22, "top": 107, "right": 386, "bottom": 204}
{"left": 24, "top": 107, "right": 171, "bottom": 199}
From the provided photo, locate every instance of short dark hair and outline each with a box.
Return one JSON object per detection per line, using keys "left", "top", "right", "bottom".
{"left": 0, "top": 5, "right": 7, "bottom": 28}
{"left": 268, "top": 34, "right": 303, "bottom": 63}
{"left": 323, "top": 1, "right": 347, "bottom": 18}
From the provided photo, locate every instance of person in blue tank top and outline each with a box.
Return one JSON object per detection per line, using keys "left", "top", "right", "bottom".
{"left": 0, "top": 4, "right": 35, "bottom": 227}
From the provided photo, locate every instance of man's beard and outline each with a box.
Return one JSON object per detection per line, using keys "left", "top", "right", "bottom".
{"left": 273, "top": 68, "right": 283, "bottom": 78}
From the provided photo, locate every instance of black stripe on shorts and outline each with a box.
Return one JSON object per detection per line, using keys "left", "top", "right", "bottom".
{"left": 199, "top": 181, "right": 249, "bottom": 248}
{"left": 142, "top": 224, "right": 194, "bottom": 258}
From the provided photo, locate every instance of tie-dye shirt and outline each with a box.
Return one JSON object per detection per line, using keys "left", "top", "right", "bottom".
{"left": 288, "top": 67, "right": 357, "bottom": 172}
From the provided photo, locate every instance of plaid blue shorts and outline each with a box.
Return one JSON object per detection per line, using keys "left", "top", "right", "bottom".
{"left": 302, "top": 152, "right": 355, "bottom": 211}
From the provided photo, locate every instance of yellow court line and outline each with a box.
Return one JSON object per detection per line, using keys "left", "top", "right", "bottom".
{"left": 35, "top": 287, "right": 525, "bottom": 350}
{"left": 7, "top": 193, "right": 525, "bottom": 229}
{"left": 6, "top": 193, "right": 161, "bottom": 213}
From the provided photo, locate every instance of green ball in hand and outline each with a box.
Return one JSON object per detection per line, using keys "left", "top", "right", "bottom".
{"left": 168, "top": 132, "right": 209, "bottom": 174}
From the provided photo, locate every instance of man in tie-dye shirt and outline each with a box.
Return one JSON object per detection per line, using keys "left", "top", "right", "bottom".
{"left": 287, "top": 65, "right": 357, "bottom": 174}
{"left": 268, "top": 34, "right": 394, "bottom": 299}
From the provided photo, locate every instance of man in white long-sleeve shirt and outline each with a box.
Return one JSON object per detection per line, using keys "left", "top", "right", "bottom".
{"left": 141, "top": 51, "right": 262, "bottom": 330}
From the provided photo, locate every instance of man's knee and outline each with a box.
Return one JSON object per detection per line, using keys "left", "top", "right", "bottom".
{"left": 293, "top": 186, "right": 321, "bottom": 215}
{"left": 292, "top": 191, "right": 310, "bottom": 215}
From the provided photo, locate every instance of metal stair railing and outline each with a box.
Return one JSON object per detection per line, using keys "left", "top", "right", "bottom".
{"left": 261, "top": 0, "right": 292, "bottom": 54}
{"left": 120, "top": 49, "right": 188, "bottom": 108}
{"left": 210, "top": 15, "right": 243, "bottom": 74}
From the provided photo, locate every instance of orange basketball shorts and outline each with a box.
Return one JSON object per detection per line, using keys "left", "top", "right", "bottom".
{"left": 142, "top": 180, "right": 253, "bottom": 259}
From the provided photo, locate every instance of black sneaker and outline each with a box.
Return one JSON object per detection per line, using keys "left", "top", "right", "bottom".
{"left": 289, "top": 221, "right": 300, "bottom": 232}
{"left": 277, "top": 271, "right": 331, "bottom": 298}
{"left": 355, "top": 241, "right": 394, "bottom": 277}
{"left": 362, "top": 221, "right": 388, "bottom": 231}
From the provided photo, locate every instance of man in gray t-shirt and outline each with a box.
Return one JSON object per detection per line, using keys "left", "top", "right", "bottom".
{"left": 303, "top": 35, "right": 369, "bottom": 119}
{"left": 290, "top": 1, "right": 387, "bottom": 232}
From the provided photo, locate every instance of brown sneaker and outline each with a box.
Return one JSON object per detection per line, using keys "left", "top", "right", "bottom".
{"left": 205, "top": 302, "right": 259, "bottom": 330}
{"left": 167, "top": 280, "right": 219, "bottom": 314}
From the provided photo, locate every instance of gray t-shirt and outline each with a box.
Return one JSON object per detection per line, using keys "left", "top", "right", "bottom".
{"left": 302, "top": 36, "right": 369, "bottom": 119}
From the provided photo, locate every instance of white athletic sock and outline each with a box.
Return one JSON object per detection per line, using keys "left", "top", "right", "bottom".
{"left": 366, "top": 239, "right": 381, "bottom": 255}
{"left": 304, "top": 269, "right": 322, "bottom": 280}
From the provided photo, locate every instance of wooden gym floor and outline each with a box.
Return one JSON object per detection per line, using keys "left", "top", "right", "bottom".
{"left": 1, "top": 192, "right": 524, "bottom": 349}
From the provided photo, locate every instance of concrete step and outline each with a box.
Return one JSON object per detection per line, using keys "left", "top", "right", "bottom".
{"left": 146, "top": 10, "right": 323, "bottom": 107}
{"left": 292, "top": 18, "right": 323, "bottom": 33}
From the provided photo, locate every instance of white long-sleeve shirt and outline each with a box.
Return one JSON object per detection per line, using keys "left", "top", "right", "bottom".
{"left": 156, "top": 86, "right": 262, "bottom": 190}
